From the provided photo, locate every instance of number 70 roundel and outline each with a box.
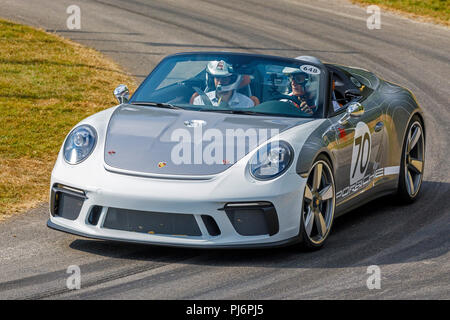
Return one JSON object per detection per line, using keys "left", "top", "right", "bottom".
{"left": 350, "top": 122, "right": 372, "bottom": 185}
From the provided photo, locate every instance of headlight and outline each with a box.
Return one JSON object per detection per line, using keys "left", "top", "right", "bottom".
{"left": 249, "top": 141, "right": 293, "bottom": 180}
{"left": 63, "top": 125, "right": 97, "bottom": 164}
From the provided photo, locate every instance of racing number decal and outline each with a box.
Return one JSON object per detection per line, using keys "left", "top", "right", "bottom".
{"left": 352, "top": 133, "right": 370, "bottom": 177}
{"left": 350, "top": 122, "right": 371, "bottom": 185}
{"left": 300, "top": 65, "right": 321, "bottom": 75}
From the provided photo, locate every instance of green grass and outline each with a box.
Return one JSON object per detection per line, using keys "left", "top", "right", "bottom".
{"left": 0, "top": 19, "right": 136, "bottom": 220}
{"left": 352, "top": 0, "right": 449, "bottom": 26}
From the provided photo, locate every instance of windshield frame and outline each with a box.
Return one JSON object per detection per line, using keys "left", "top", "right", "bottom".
{"left": 130, "top": 52, "right": 331, "bottom": 119}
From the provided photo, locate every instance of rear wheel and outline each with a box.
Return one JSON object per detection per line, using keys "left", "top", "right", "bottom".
{"left": 397, "top": 116, "right": 425, "bottom": 203}
{"left": 299, "top": 155, "right": 336, "bottom": 250}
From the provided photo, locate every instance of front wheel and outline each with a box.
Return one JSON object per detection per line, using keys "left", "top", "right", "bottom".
{"left": 298, "top": 155, "right": 336, "bottom": 250}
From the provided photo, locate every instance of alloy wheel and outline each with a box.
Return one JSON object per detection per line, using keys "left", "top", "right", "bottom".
{"left": 404, "top": 121, "right": 424, "bottom": 197}
{"left": 302, "top": 160, "right": 335, "bottom": 245}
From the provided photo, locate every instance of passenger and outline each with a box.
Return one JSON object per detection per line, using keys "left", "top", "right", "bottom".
{"left": 282, "top": 67, "right": 317, "bottom": 115}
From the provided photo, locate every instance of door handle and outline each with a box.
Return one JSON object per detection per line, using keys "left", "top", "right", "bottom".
{"left": 375, "top": 121, "right": 384, "bottom": 132}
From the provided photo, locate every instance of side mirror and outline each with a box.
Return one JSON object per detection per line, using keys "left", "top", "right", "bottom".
{"left": 347, "top": 102, "right": 364, "bottom": 117}
{"left": 114, "top": 84, "right": 130, "bottom": 104}
{"left": 339, "top": 102, "right": 364, "bottom": 125}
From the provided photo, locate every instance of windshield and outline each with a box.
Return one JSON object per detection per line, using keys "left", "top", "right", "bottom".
{"left": 131, "top": 53, "right": 328, "bottom": 118}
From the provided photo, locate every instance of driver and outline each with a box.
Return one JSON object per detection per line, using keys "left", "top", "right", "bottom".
{"left": 281, "top": 67, "right": 318, "bottom": 115}
{"left": 193, "top": 60, "right": 254, "bottom": 108}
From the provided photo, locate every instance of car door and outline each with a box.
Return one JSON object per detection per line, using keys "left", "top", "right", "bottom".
{"left": 329, "top": 95, "right": 384, "bottom": 211}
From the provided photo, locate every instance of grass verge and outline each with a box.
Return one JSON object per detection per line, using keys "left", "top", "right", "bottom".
{"left": 351, "top": 0, "right": 449, "bottom": 26}
{"left": 0, "top": 19, "right": 136, "bottom": 221}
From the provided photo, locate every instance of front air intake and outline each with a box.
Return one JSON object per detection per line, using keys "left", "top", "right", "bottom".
{"left": 201, "top": 215, "right": 221, "bottom": 236}
{"left": 103, "top": 207, "right": 202, "bottom": 237}
{"left": 88, "top": 206, "right": 103, "bottom": 225}
{"left": 222, "top": 202, "right": 279, "bottom": 236}
{"left": 51, "top": 184, "right": 86, "bottom": 221}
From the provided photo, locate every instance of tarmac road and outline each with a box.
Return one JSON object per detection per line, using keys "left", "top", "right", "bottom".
{"left": 0, "top": 0, "right": 449, "bottom": 299}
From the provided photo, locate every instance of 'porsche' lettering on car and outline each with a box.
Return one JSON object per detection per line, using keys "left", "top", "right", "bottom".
{"left": 336, "top": 167, "right": 399, "bottom": 200}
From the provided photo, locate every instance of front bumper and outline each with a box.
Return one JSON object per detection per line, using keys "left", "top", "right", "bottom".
{"left": 48, "top": 153, "right": 307, "bottom": 248}
{"left": 47, "top": 220, "right": 300, "bottom": 249}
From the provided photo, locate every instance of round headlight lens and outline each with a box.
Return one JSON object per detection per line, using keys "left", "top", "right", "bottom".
{"left": 63, "top": 125, "right": 97, "bottom": 164}
{"left": 249, "top": 141, "right": 293, "bottom": 180}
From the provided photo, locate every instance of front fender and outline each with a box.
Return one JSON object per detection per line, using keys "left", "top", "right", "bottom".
{"left": 295, "top": 119, "right": 336, "bottom": 176}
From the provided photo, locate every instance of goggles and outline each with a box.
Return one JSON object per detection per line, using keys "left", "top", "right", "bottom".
{"left": 290, "top": 73, "right": 309, "bottom": 85}
{"left": 214, "top": 75, "right": 233, "bottom": 84}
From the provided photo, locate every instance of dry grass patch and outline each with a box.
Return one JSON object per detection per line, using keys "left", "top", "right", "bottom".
{"left": 0, "top": 19, "right": 136, "bottom": 221}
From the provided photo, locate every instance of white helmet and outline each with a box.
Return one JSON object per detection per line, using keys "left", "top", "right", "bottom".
{"left": 206, "top": 60, "right": 242, "bottom": 93}
{"left": 295, "top": 55, "right": 323, "bottom": 65}
{"left": 282, "top": 55, "right": 323, "bottom": 76}
{"left": 282, "top": 66, "right": 304, "bottom": 75}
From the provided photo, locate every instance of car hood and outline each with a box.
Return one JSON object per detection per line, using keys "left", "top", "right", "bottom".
{"left": 104, "top": 104, "right": 313, "bottom": 177}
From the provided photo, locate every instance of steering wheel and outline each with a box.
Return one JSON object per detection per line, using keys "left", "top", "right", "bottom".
{"left": 271, "top": 94, "right": 315, "bottom": 116}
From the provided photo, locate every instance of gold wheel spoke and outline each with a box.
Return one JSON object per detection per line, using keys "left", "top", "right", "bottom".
{"left": 305, "top": 207, "right": 314, "bottom": 236}
{"left": 314, "top": 210, "right": 327, "bottom": 238}
{"left": 304, "top": 184, "right": 313, "bottom": 201}
{"left": 408, "top": 126, "right": 421, "bottom": 151}
{"left": 409, "top": 158, "right": 423, "bottom": 174}
{"left": 319, "top": 184, "right": 333, "bottom": 201}
{"left": 313, "top": 163, "right": 323, "bottom": 191}
{"left": 406, "top": 170, "right": 415, "bottom": 195}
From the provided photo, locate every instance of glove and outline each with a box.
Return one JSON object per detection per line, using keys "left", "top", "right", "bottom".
{"left": 300, "top": 101, "right": 315, "bottom": 114}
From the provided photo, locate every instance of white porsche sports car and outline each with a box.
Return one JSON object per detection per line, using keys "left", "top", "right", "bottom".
{"left": 48, "top": 52, "right": 425, "bottom": 250}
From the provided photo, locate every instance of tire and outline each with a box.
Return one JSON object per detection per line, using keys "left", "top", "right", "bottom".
{"left": 298, "top": 154, "right": 336, "bottom": 250}
{"left": 397, "top": 115, "right": 425, "bottom": 203}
